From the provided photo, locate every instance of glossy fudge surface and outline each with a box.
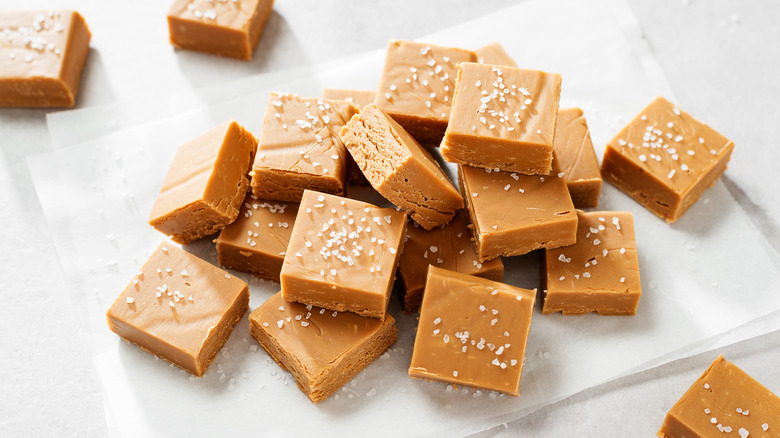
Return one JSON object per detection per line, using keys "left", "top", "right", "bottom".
{"left": 554, "top": 108, "right": 602, "bottom": 209}
{"left": 475, "top": 41, "right": 517, "bottom": 67}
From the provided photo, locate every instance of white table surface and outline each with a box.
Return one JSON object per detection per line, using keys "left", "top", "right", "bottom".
{"left": 1, "top": 1, "right": 779, "bottom": 436}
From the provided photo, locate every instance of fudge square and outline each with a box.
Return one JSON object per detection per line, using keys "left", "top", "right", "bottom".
{"left": 251, "top": 93, "right": 357, "bottom": 202}
{"left": 458, "top": 159, "right": 577, "bottom": 261}
{"left": 215, "top": 193, "right": 299, "bottom": 282}
{"left": 106, "top": 243, "right": 249, "bottom": 377}
{"left": 249, "top": 292, "right": 397, "bottom": 404}
{"left": 442, "top": 62, "right": 562, "bottom": 175}
{"left": 340, "top": 103, "right": 464, "bottom": 230}
{"left": 167, "top": 0, "right": 274, "bottom": 60}
{"left": 408, "top": 266, "right": 536, "bottom": 395}
{"left": 375, "top": 40, "right": 477, "bottom": 146}
{"left": 658, "top": 355, "right": 780, "bottom": 438}
{"left": 601, "top": 96, "right": 735, "bottom": 222}
{"left": 554, "top": 108, "right": 602, "bottom": 209}
{"left": 0, "top": 10, "right": 91, "bottom": 107}
{"left": 542, "top": 211, "right": 641, "bottom": 315}
{"left": 321, "top": 88, "right": 375, "bottom": 186}
{"left": 397, "top": 210, "right": 504, "bottom": 313}
{"left": 280, "top": 190, "right": 407, "bottom": 319}
{"left": 149, "top": 120, "right": 258, "bottom": 244}
{"left": 475, "top": 42, "right": 517, "bottom": 67}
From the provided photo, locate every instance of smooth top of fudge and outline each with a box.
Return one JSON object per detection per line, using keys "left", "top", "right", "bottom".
{"left": 475, "top": 42, "right": 517, "bottom": 67}
{"left": 554, "top": 108, "right": 601, "bottom": 183}
{"left": 216, "top": 194, "right": 298, "bottom": 258}
{"left": 322, "top": 88, "right": 376, "bottom": 108}
{"left": 168, "top": 0, "right": 263, "bottom": 29}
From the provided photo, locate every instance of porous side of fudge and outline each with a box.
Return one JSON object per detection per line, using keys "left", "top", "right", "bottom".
{"left": 553, "top": 108, "right": 602, "bottom": 209}
{"left": 442, "top": 62, "right": 562, "bottom": 175}
{"left": 321, "top": 89, "right": 375, "bottom": 186}
{"left": 408, "top": 266, "right": 535, "bottom": 396}
{"left": 249, "top": 293, "right": 397, "bottom": 404}
{"left": 340, "top": 103, "right": 463, "bottom": 230}
{"left": 542, "top": 211, "right": 640, "bottom": 315}
{"left": 0, "top": 10, "right": 91, "bottom": 107}
{"left": 106, "top": 243, "right": 249, "bottom": 377}
{"left": 601, "top": 96, "right": 734, "bottom": 222}
{"left": 475, "top": 42, "right": 517, "bottom": 67}
{"left": 149, "top": 120, "right": 258, "bottom": 244}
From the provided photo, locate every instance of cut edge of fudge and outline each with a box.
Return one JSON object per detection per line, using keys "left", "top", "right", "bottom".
{"left": 553, "top": 108, "right": 602, "bottom": 209}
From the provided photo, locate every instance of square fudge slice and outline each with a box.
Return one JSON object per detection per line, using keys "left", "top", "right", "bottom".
{"left": 601, "top": 96, "right": 734, "bottom": 222}
{"left": 554, "top": 108, "right": 602, "bottom": 209}
{"left": 475, "top": 42, "right": 517, "bottom": 67}
{"left": 442, "top": 62, "right": 562, "bottom": 175}
{"left": 542, "top": 211, "right": 641, "bottom": 315}
{"left": 167, "top": 0, "right": 274, "bottom": 60}
{"left": 458, "top": 158, "right": 577, "bottom": 261}
{"left": 397, "top": 210, "right": 504, "bottom": 313}
{"left": 0, "top": 10, "right": 90, "bottom": 107}
{"left": 149, "top": 120, "right": 258, "bottom": 244}
{"left": 340, "top": 103, "right": 463, "bottom": 230}
{"left": 322, "top": 88, "right": 376, "bottom": 186}
{"left": 249, "top": 292, "right": 397, "bottom": 404}
{"left": 280, "top": 190, "right": 407, "bottom": 319}
{"left": 658, "top": 355, "right": 780, "bottom": 438}
{"left": 375, "top": 40, "right": 477, "bottom": 146}
{"left": 251, "top": 93, "right": 358, "bottom": 202}
{"left": 409, "top": 266, "right": 536, "bottom": 395}
{"left": 215, "top": 193, "right": 299, "bottom": 282}
{"left": 106, "top": 243, "right": 249, "bottom": 377}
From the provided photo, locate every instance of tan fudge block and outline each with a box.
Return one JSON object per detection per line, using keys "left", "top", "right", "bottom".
{"left": 321, "top": 88, "right": 375, "bottom": 186}
{"left": 554, "top": 108, "right": 602, "bottom": 209}
{"left": 475, "top": 42, "right": 517, "bottom": 67}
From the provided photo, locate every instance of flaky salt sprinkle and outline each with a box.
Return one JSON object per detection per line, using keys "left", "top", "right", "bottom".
{"left": 126, "top": 297, "right": 134, "bottom": 304}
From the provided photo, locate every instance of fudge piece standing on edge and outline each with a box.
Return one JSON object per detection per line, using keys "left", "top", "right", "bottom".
{"left": 475, "top": 41, "right": 517, "bottom": 67}
{"left": 340, "top": 103, "right": 463, "bottom": 230}
{"left": 442, "top": 62, "right": 562, "bottom": 175}
{"left": 601, "top": 96, "right": 734, "bottom": 222}
{"left": 553, "top": 108, "right": 602, "bottom": 209}
{"left": 106, "top": 243, "right": 249, "bottom": 377}
{"left": 250, "top": 93, "right": 358, "bottom": 202}
{"left": 375, "top": 40, "right": 477, "bottom": 146}
{"left": 167, "top": 0, "right": 274, "bottom": 60}
{"left": 458, "top": 158, "right": 577, "bottom": 262}
{"left": 657, "top": 355, "right": 780, "bottom": 438}
{"left": 322, "top": 88, "right": 376, "bottom": 186}
{"left": 249, "top": 292, "right": 397, "bottom": 404}
{"left": 280, "top": 190, "right": 407, "bottom": 319}
{"left": 542, "top": 211, "right": 640, "bottom": 315}
{"left": 0, "top": 10, "right": 91, "bottom": 107}
{"left": 215, "top": 193, "right": 299, "bottom": 282}
{"left": 149, "top": 120, "right": 258, "bottom": 244}
{"left": 409, "top": 266, "right": 536, "bottom": 396}
{"left": 397, "top": 210, "right": 504, "bottom": 313}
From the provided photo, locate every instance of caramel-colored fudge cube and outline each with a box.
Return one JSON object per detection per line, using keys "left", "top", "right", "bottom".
{"left": 658, "top": 355, "right": 780, "bottom": 437}
{"left": 249, "top": 292, "right": 397, "bottom": 404}
{"left": 251, "top": 93, "right": 357, "bottom": 202}
{"left": 442, "top": 62, "right": 562, "bottom": 175}
{"left": 280, "top": 190, "right": 406, "bottom": 319}
{"left": 215, "top": 194, "right": 298, "bottom": 282}
{"left": 167, "top": 0, "right": 274, "bottom": 60}
{"left": 459, "top": 158, "right": 577, "bottom": 261}
{"left": 149, "top": 120, "right": 258, "bottom": 244}
{"left": 542, "top": 211, "right": 640, "bottom": 315}
{"left": 601, "top": 96, "right": 734, "bottom": 222}
{"left": 375, "top": 40, "right": 477, "bottom": 146}
{"left": 106, "top": 243, "right": 249, "bottom": 377}
{"left": 397, "top": 211, "right": 504, "bottom": 313}
{"left": 0, "top": 10, "right": 90, "bottom": 107}
{"left": 475, "top": 42, "right": 517, "bottom": 67}
{"left": 554, "top": 108, "right": 602, "bottom": 209}
{"left": 340, "top": 103, "right": 463, "bottom": 230}
{"left": 409, "top": 266, "right": 536, "bottom": 395}
{"left": 322, "top": 88, "right": 375, "bottom": 186}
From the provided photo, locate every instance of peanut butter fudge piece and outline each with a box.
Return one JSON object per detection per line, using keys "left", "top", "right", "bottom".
{"left": 340, "top": 103, "right": 463, "bottom": 230}
{"left": 0, "top": 10, "right": 90, "bottom": 107}
{"left": 459, "top": 159, "right": 577, "bottom": 261}
{"left": 554, "top": 108, "right": 602, "bottom": 209}
{"left": 251, "top": 93, "right": 357, "bottom": 202}
{"left": 442, "top": 62, "right": 562, "bottom": 175}
{"left": 398, "top": 211, "right": 504, "bottom": 313}
{"left": 375, "top": 40, "right": 477, "bottom": 145}
{"left": 149, "top": 120, "right": 258, "bottom": 244}
{"left": 322, "top": 89, "right": 375, "bottom": 186}
{"left": 107, "top": 243, "right": 249, "bottom": 377}
{"left": 249, "top": 292, "right": 397, "bottom": 404}
{"left": 601, "top": 96, "right": 734, "bottom": 222}
{"left": 658, "top": 355, "right": 780, "bottom": 438}
{"left": 280, "top": 190, "right": 406, "bottom": 319}
{"left": 167, "top": 0, "right": 274, "bottom": 60}
{"left": 475, "top": 42, "right": 517, "bottom": 67}
{"left": 542, "top": 211, "right": 640, "bottom": 315}
{"left": 409, "top": 266, "right": 536, "bottom": 395}
{"left": 215, "top": 194, "right": 298, "bottom": 282}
